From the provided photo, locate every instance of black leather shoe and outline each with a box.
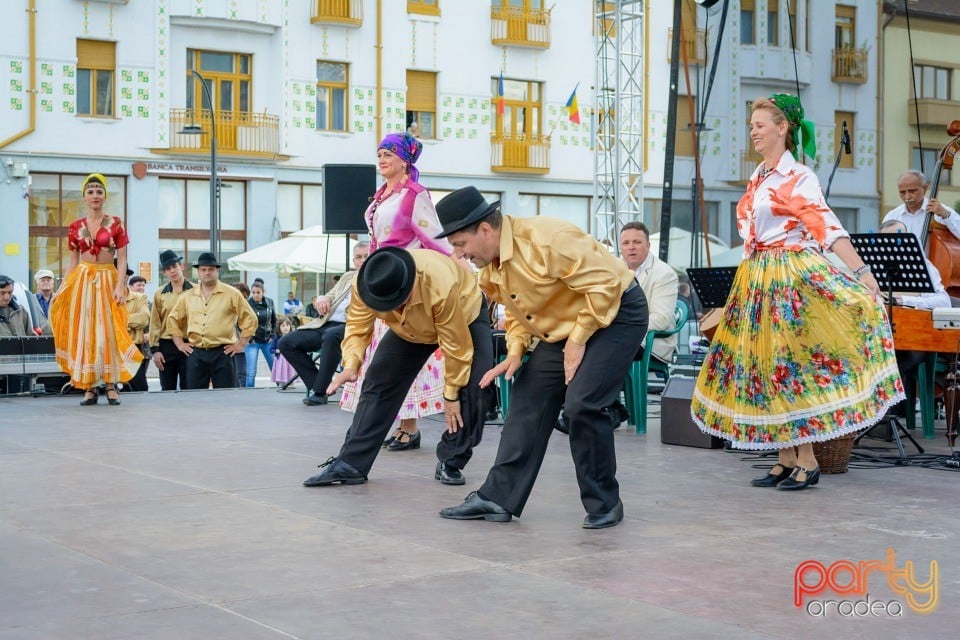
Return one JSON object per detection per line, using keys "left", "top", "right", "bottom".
{"left": 777, "top": 466, "right": 820, "bottom": 491}
{"left": 80, "top": 389, "right": 99, "bottom": 406}
{"left": 435, "top": 462, "right": 465, "bottom": 485}
{"left": 387, "top": 429, "right": 421, "bottom": 451}
{"left": 750, "top": 463, "right": 795, "bottom": 487}
{"left": 583, "top": 500, "right": 624, "bottom": 529}
{"left": 607, "top": 402, "right": 629, "bottom": 429}
{"left": 439, "top": 491, "right": 512, "bottom": 522}
{"left": 303, "top": 393, "right": 328, "bottom": 406}
{"left": 106, "top": 387, "right": 121, "bottom": 406}
{"left": 303, "top": 457, "right": 367, "bottom": 487}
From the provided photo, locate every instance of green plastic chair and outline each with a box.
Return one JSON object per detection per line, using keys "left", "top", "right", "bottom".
{"left": 495, "top": 352, "right": 529, "bottom": 418}
{"left": 622, "top": 299, "right": 690, "bottom": 434}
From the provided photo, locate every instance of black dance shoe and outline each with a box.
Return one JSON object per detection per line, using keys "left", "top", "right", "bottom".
{"left": 387, "top": 430, "right": 421, "bottom": 451}
{"left": 105, "top": 387, "right": 121, "bottom": 406}
{"left": 80, "top": 389, "right": 99, "bottom": 406}
{"left": 303, "top": 393, "right": 328, "bottom": 406}
{"left": 435, "top": 462, "right": 465, "bottom": 485}
{"left": 582, "top": 500, "right": 624, "bottom": 529}
{"left": 554, "top": 413, "right": 570, "bottom": 435}
{"left": 777, "top": 466, "right": 820, "bottom": 491}
{"left": 303, "top": 457, "right": 367, "bottom": 487}
{"left": 439, "top": 491, "right": 512, "bottom": 522}
{"left": 750, "top": 464, "right": 796, "bottom": 487}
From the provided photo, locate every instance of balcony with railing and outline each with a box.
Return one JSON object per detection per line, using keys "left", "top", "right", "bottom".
{"left": 490, "top": 134, "right": 550, "bottom": 174}
{"left": 168, "top": 108, "right": 281, "bottom": 158}
{"left": 667, "top": 28, "right": 706, "bottom": 65}
{"left": 832, "top": 47, "right": 868, "bottom": 83}
{"left": 311, "top": 0, "right": 363, "bottom": 27}
{"left": 490, "top": 5, "right": 551, "bottom": 49}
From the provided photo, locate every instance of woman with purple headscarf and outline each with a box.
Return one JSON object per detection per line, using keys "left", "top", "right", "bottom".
{"left": 339, "top": 132, "right": 452, "bottom": 451}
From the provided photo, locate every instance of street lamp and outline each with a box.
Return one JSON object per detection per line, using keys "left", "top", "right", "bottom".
{"left": 179, "top": 69, "right": 219, "bottom": 257}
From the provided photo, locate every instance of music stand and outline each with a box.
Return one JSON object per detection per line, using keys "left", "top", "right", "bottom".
{"left": 686, "top": 266, "right": 737, "bottom": 310}
{"left": 849, "top": 232, "right": 932, "bottom": 460}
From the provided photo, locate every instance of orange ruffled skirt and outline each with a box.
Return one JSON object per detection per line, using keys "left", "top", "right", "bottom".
{"left": 50, "top": 262, "right": 143, "bottom": 389}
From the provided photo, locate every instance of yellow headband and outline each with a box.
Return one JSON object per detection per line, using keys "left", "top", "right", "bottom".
{"left": 81, "top": 173, "right": 108, "bottom": 198}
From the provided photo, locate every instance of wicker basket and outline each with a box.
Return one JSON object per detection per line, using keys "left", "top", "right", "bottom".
{"left": 812, "top": 433, "right": 857, "bottom": 474}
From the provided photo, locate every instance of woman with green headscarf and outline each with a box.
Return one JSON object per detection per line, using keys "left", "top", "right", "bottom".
{"left": 690, "top": 94, "right": 903, "bottom": 490}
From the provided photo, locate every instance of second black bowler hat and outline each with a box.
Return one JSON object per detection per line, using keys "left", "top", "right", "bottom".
{"left": 193, "top": 252, "right": 221, "bottom": 268}
{"left": 159, "top": 249, "right": 182, "bottom": 269}
{"left": 435, "top": 186, "right": 500, "bottom": 238}
{"left": 356, "top": 247, "right": 417, "bottom": 312}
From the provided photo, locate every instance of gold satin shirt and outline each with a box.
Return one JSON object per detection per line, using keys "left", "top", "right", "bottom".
{"left": 341, "top": 249, "right": 482, "bottom": 400}
{"left": 149, "top": 280, "right": 194, "bottom": 347}
{"left": 125, "top": 290, "right": 150, "bottom": 345}
{"left": 479, "top": 215, "right": 637, "bottom": 357}
{"left": 165, "top": 280, "right": 258, "bottom": 349}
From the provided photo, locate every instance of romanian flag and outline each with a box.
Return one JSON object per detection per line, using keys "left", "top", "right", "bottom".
{"left": 496, "top": 70, "right": 505, "bottom": 116}
{"left": 565, "top": 84, "right": 581, "bottom": 124}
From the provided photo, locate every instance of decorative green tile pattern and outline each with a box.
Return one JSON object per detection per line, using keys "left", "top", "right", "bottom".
{"left": 10, "top": 98, "right": 22, "bottom": 111}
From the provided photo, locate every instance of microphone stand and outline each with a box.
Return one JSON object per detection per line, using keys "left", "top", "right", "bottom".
{"left": 824, "top": 122, "right": 850, "bottom": 202}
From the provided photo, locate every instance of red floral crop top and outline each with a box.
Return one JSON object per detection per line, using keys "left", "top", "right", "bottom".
{"left": 67, "top": 216, "right": 130, "bottom": 256}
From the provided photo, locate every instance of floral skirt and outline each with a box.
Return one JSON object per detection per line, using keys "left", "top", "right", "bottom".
{"left": 50, "top": 261, "right": 143, "bottom": 389}
{"left": 691, "top": 248, "right": 904, "bottom": 450}
{"left": 339, "top": 318, "right": 444, "bottom": 419}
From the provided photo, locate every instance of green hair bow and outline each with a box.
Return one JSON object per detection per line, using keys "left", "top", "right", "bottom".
{"left": 769, "top": 93, "right": 817, "bottom": 161}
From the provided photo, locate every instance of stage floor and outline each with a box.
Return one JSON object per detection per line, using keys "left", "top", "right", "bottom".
{"left": 1, "top": 384, "right": 955, "bottom": 639}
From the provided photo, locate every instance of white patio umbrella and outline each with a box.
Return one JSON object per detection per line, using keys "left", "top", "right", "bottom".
{"left": 649, "top": 228, "right": 730, "bottom": 270}
{"left": 227, "top": 226, "right": 358, "bottom": 274}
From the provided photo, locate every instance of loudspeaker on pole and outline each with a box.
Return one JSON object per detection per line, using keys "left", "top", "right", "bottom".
{"left": 322, "top": 164, "right": 377, "bottom": 234}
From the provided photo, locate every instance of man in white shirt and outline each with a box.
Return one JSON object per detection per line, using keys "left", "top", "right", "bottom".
{"left": 880, "top": 220, "right": 951, "bottom": 420}
{"left": 558, "top": 221, "right": 678, "bottom": 433}
{"left": 882, "top": 169, "right": 960, "bottom": 243}
{"left": 279, "top": 241, "right": 369, "bottom": 405}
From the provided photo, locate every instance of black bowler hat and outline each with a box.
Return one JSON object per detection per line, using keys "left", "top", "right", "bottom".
{"left": 435, "top": 186, "right": 500, "bottom": 238}
{"left": 159, "top": 249, "right": 182, "bottom": 269}
{"left": 356, "top": 247, "right": 417, "bottom": 312}
{"left": 193, "top": 252, "right": 221, "bottom": 268}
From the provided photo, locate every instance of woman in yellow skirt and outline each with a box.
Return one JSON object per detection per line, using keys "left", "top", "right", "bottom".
{"left": 691, "top": 95, "right": 904, "bottom": 490}
{"left": 50, "top": 173, "right": 143, "bottom": 405}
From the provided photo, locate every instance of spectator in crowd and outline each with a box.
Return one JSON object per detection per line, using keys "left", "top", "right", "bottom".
{"left": 33, "top": 269, "right": 56, "bottom": 320}
{"left": 304, "top": 297, "right": 320, "bottom": 319}
{"left": 279, "top": 241, "right": 370, "bottom": 406}
{"left": 166, "top": 253, "right": 258, "bottom": 389}
{"left": 50, "top": 173, "right": 142, "bottom": 406}
{"left": 269, "top": 316, "right": 297, "bottom": 387}
{"left": 232, "top": 282, "right": 251, "bottom": 388}
{"left": 244, "top": 282, "right": 277, "bottom": 387}
{"left": 124, "top": 269, "right": 151, "bottom": 392}
{"left": 150, "top": 250, "right": 194, "bottom": 391}
{"left": 283, "top": 291, "right": 304, "bottom": 316}
{"left": 0, "top": 275, "right": 31, "bottom": 337}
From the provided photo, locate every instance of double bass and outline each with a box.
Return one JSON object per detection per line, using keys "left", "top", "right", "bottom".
{"left": 920, "top": 120, "right": 960, "bottom": 298}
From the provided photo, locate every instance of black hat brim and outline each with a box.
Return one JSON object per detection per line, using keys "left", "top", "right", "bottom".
{"left": 435, "top": 200, "right": 501, "bottom": 239}
{"left": 356, "top": 247, "right": 417, "bottom": 312}
{"left": 192, "top": 262, "right": 221, "bottom": 268}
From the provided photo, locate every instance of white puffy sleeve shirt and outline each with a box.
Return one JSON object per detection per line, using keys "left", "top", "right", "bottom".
{"left": 737, "top": 151, "right": 849, "bottom": 257}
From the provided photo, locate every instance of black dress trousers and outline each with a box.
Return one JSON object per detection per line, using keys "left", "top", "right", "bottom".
{"left": 156, "top": 338, "right": 188, "bottom": 391}
{"left": 185, "top": 346, "right": 236, "bottom": 389}
{"left": 278, "top": 322, "right": 346, "bottom": 393}
{"left": 478, "top": 285, "right": 648, "bottom": 517}
{"left": 337, "top": 307, "right": 493, "bottom": 476}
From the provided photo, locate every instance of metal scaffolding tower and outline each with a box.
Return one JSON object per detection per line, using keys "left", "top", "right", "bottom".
{"left": 592, "top": 0, "right": 645, "bottom": 248}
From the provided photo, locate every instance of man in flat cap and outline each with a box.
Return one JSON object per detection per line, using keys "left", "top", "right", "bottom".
{"left": 149, "top": 249, "right": 195, "bottom": 390}
{"left": 435, "top": 186, "right": 648, "bottom": 529}
{"left": 303, "top": 246, "right": 492, "bottom": 488}
{"left": 165, "top": 252, "right": 257, "bottom": 389}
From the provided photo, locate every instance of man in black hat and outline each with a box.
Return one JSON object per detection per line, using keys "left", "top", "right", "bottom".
{"left": 433, "top": 186, "right": 648, "bottom": 529}
{"left": 122, "top": 266, "right": 151, "bottom": 392}
{"left": 165, "top": 252, "right": 257, "bottom": 389}
{"left": 150, "top": 250, "right": 195, "bottom": 390}
{"left": 302, "top": 247, "right": 493, "bottom": 488}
